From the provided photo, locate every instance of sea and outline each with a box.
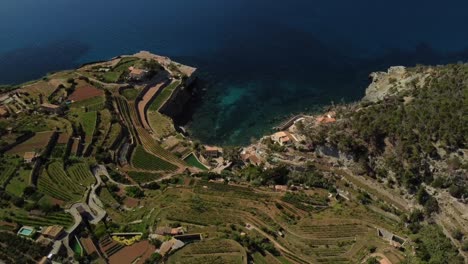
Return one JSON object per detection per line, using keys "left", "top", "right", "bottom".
{"left": 2, "top": 0, "right": 468, "bottom": 146}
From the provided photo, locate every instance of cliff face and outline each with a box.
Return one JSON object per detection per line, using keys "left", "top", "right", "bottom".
{"left": 363, "top": 66, "right": 431, "bottom": 102}
{"left": 159, "top": 84, "right": 193, "bottom": 118}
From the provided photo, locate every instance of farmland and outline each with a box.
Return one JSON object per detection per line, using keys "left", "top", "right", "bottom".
{"left": 6, "top": 131, "right": 54, "bottom": 155}
{"left": 8, "top": 211, "right": 74, "bottom": 228}
{"left": 131, "top": 146, "right": 178, "bottom": 172}
{"left": 168, "top": 239, "right": 247, "bottom": 264}
{"left": 37, "top": 162, "right": 94, "bottom": 202}
{"left": 0, "top": 157, "right": 20, "bottom": 187}
{"left": 127, "top": 171, "right": 163, "bottom": 183}
{"left": 102, "top": 122, "right": 122, "bottom": 150}
{"left": 148, "top": 81, "right": 181, "bottom": 111}
{"left": 121, "top": 88, "right": 139, "bottom": 100}
{"left": 79, "top": 110, "right": 97, "bottom": 151}
{"left": 5, "top": 168, "right": 31, "bottom": 197}
{"left": 102, "top": 177, "right": 406, "bottom": 264}
{"left": 68, "top": 85, "right": 104, "bottom": 103}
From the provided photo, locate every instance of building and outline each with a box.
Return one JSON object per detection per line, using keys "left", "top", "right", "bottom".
{"left": 23, "top": 152, "right": 37, "bottom": 163}
{"left": 203, "top": 146, "right": 222, "bottom": 158}
{"left": 274, "top": 185, "right": 289, "bottom": 192}
{"left": 41, "top": 225, "right": 64, "bottom": 240}
{"left": 240, "top": 147, "right": 263, "bottom": 166}
{"left": 0, "top": 106, "right": 9, "bottom": 118}
{"left": 40, "top": 103, "right": 61, "bottom": 114}
{"left": 128, "top": 67, "right": 148, "bottom": 81}
{"left": 271, "top": 131, "right": 294, "bottom": 146}
{"left": 315, "top": 111, "right": 336, "bottom": 124}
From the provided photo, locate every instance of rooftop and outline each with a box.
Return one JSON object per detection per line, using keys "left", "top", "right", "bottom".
{"left": 42, "top": 225, "right": 64, "bottom": 238}
{"left": 23, "top": 151, "right": 36, "bottom": 160}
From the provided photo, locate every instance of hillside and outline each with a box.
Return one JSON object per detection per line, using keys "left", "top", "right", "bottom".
{"left": 0, "top": 54, "right": 467, "bottom": 264}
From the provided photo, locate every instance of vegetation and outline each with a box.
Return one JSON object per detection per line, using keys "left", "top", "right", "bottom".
{"left": 0, "top": 232, "right": 50, "bottom": 264}
{"left": 132, "top": 146, "right": 178, "bottom": 171}
{"left": 127, "top": 171, "right": 163, "bottom": 184}
{"left": 411, "top": 225, "right": 464, "bottom": 264}
{"left": 148, "top": 81, "right": 181, "bottom": 111}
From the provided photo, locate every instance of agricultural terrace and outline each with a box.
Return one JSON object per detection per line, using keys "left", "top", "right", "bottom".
{"left": 38, "top": 162, "right": 94, "bottom": 202}
{"left": 127, "top": 171, "right": 163, "bottom": 184}
{"left": 6, "top": 210, "right": 74, "bottom": 228}
{"left": 68, "top": 84, "right": 104, "bottom": 103}
{"left": 5, "top": 168, "right": 31, "bottom": 197}
{"left": 101, "top": 57, "right": 139, "bottom": 83}
{"left": 6, "top": 131, "right": 54, "bottom": 155}
{"left": 78, "top": 110, "right": 97, "bottom": 152}
{"left": 50, "top": 132, "right": 70, "bottom": 158}
{"left": 18, "top": 80, "right": 60, "bottom": 100}
{"left": 0, "top": 156, "right": 20, "bottom": 188}
{"left": 137, "top": 81, "right": 167, "bottom": 130}
{"left": 148, "top": 80, "right": 181, "bottom": 111}
{"left": 147, "top": 109, "right": 176, "bottom": 138}
{"left": 92, "top": 109, "right": 112, "bottom": 154}
{"left": 168, "top": 239, "right": 247, "bottom": 264}
{"left": 102, "top": 122, "right": 122, "bottom": 150}
{"left": 116, "top": 95, "right": 185, "bottom": 168}
{"left": 121, "top": 87, "right": 140, "bottom": 101}
{"left": 101, "top": 178, "right": 405, "bottom": 264}
{"left": 131, "top": 146, "right": 178, "bottom": 172}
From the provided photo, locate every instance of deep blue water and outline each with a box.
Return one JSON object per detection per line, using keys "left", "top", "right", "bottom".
{"left": 2, "top": 0, "right": 468, "bottom": 145}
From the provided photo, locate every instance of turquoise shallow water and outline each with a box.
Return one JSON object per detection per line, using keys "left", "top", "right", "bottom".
{"left": 2, "top": 0, "right": 468, "bottom": 145}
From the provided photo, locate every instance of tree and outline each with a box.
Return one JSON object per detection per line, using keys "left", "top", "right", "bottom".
{"left": 366, "top": 257, "right": 379, "bottom": 264}
{"left": 145, "top": 253, "right": 162, "bottom": 264}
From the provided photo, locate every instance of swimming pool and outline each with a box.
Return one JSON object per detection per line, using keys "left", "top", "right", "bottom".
{"left": 18, "top": 226, "right": 34, "bottom": 237}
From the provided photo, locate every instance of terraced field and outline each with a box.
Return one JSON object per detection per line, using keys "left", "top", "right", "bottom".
{"left": 11, "top": 211, "right": 74, "bottom": 228}
{"left": 103, "top": 122, "right": 122, "bottom": 150}
{"left": 148, "top": 81, "right": 181, "bottom": 111}
{"left": 66, "top": 163, "right": 95, "bottom": 186}
{"left": 127, "top": 171, "right": 163, "bottom": 183}
{"left": 131, "top": 146, "right": 177, "bottom": 172}
{"left": 168, "top": 239, "right": 247, "bottom": 264}
{"left": 103, "top": 177, "right": 406, "bottom": 264}
{"left": 0, "top": 165, "right": 16, "bottom": 188}
{"left": 37, "top": 162, "right": 94, "bottom": 202}
{"left": 77, "top": 110, "right": 97, "bottom": 153}
{"left": 115, "top": 95, "right": 185, "bottom": 168}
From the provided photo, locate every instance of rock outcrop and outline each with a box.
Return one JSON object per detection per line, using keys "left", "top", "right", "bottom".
{"left": 363, "top": 66, "right": 430, "bottom": 102}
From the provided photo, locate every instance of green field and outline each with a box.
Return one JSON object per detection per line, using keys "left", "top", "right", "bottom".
{"left": 184, "top": 153, "right": 208, "bottom": 170}
{"left": 131, "top": 146, "right": 178, "bottom": 171}
{"left": 102, "top": 71, "right": 122, "bottom": 83}
{"left": 127, "top": 171, "right": 163, "bottom": 183}
{"left": 101, "top": 57, "right": 139, "bottom": 83}
{"left": 103, "top": 122, "right": 122, "bottom": 150}
{"left": 5, "top": 169, "right": 31, "bottom": 197}
{"left": 148, "top": 81, "right": 181, "bottom": 111}
{"left": 121, "top": 88, "right": 139, "bottom": 100}
{"left": 71, "top": 96, "right": 105, "bottom": 110}
{"left": 50, "top": 143, "right": 67, "bottom": 159}
{"left": 10, "top": 211, "right": 74, "bottom": 228}
{"left": 80, "top": 111, "right": 97, "bottom": 150}
{"left": 66, "top": 163, "right": 95, "bottom": 187}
